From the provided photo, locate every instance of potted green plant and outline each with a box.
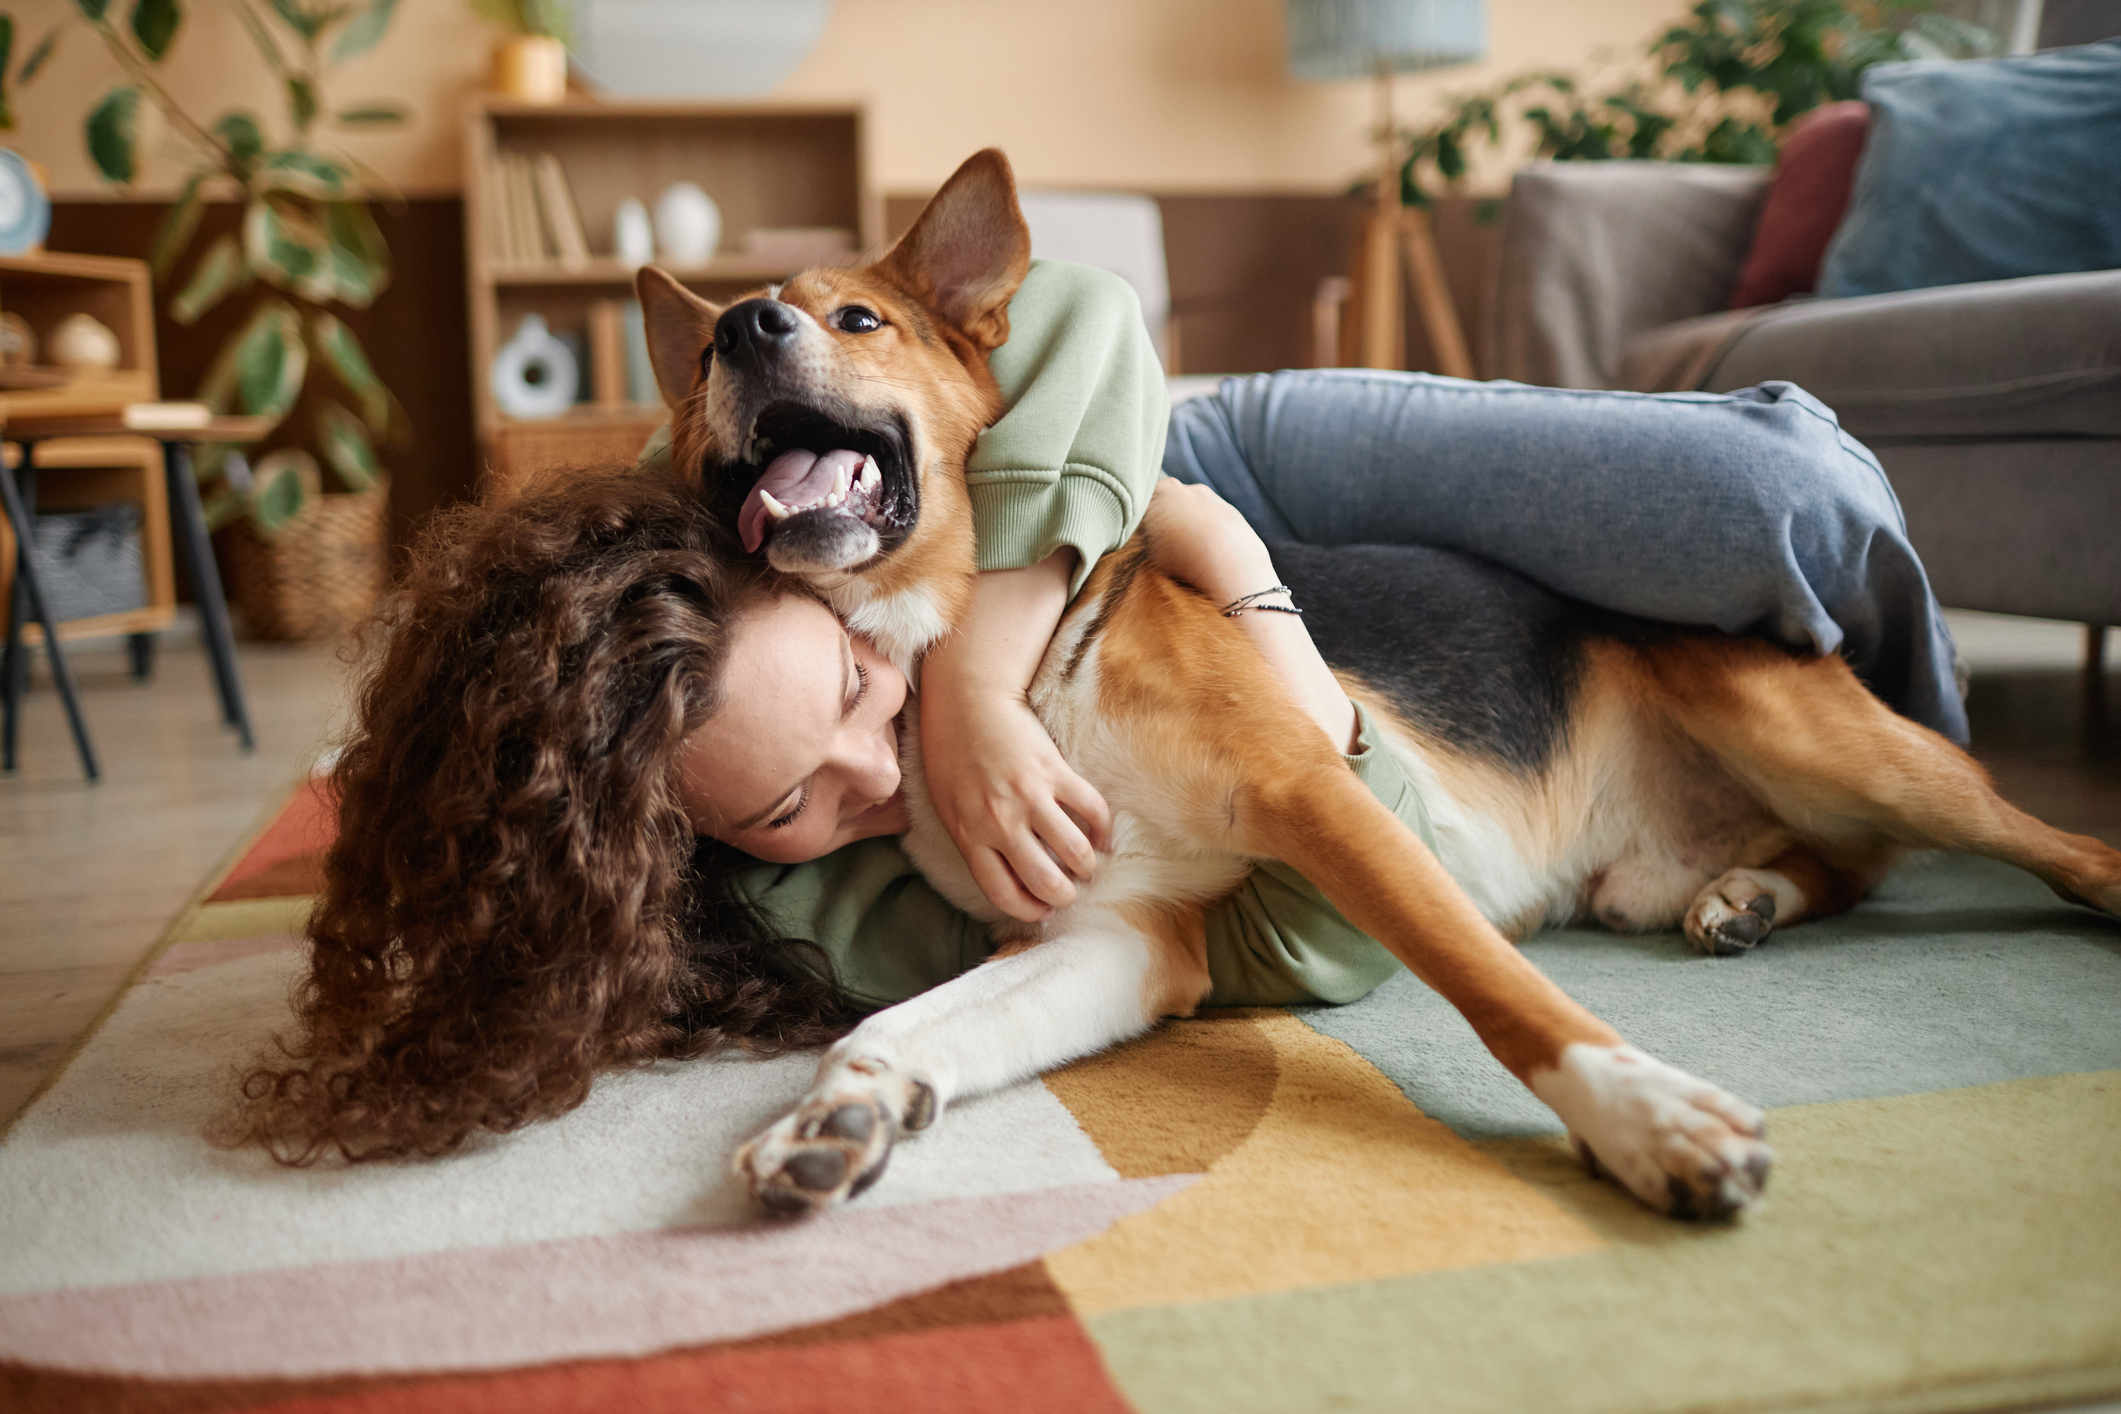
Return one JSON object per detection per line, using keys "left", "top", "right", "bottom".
{"left": 474, "top": 0, "right": 573, "bottom": 105}
{"left": 0, "top": 0, "right": 407, "bottom": 640}
{"left": 1393, "top": 0, "right": 1997, "bottom": 206}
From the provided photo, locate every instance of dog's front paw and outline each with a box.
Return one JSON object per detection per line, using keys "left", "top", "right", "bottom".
{"left": 1685, "top": 870, "right": 1783, "bottom": 956}
{"left": 1535, "top": 1044, "right": 1773, "bottom": 1220}
{"left": 736, "top": 1091, "right": 898, "bottom": 1217}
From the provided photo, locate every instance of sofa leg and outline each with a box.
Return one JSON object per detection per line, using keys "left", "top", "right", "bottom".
{"left": 2089, "top": 624, "right": 2110, "bottom": 678}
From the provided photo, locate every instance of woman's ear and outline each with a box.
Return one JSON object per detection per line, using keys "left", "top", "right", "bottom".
{"left": 869, "top": 148, "right": 1032, "bottom": 353}
{"left": 637, "top": 266, "right": 725, "bottom": 408}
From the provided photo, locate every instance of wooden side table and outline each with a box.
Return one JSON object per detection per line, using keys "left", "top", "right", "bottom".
{"left": 2, "top": 412, "right": 273, "bottom": 778}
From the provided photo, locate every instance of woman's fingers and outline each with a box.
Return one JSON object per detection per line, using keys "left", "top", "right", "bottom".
{"left": 1053, "top": 770, "right": 1112, "bottom": 855}
{"left": 1032, "top": 799, "right": 1099, "bottom": 884}
{"left": 969, "top": 847, "right": 1056, "bottom": 924}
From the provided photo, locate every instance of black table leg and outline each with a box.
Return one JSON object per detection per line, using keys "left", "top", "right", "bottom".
{"left": 161, "top": 440, "right": 254, "bottom": 750}
{"left": 1, "top": 444, "right": 99, "bottom": 779}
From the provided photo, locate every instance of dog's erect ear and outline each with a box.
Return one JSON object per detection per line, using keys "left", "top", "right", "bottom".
{"left": 871, "top": 148, "right": 1031, "bottom": 353}
{"left": 636, "top": 266, "right": 724, "bottom": 409}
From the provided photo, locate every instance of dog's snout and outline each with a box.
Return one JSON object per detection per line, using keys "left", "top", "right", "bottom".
{"left": 716, "top": 298, "right": 800, "bottom": 369}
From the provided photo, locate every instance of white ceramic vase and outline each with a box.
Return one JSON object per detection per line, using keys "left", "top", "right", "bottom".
{"left": 613, "top": 198, "right": 655, "bottom": 269}
{"left": 653, "top": 183, "right": 721, "bottom": 267}
{"left": 491, "top": 314, "right": 578, "bottom": 418}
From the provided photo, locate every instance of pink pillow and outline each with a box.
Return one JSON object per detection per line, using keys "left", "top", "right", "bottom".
{"left": 1728, "top": 101, "right": 1871, "bottom": 309}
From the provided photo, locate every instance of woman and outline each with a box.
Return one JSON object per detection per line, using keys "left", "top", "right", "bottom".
{"left": 229, "top": 470, "right": 1410, "bottom": 1164}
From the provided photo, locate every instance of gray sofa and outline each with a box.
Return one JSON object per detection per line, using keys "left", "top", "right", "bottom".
{"left": 1491, "top": 161, "right": 2121, "bottom": 644}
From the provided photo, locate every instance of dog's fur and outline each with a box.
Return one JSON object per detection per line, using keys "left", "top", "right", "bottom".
{"left": 640, "top": 150, "right": 2121, "bottom": 1221}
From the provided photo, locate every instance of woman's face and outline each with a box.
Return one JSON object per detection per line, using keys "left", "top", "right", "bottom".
{"left": 678, "top": 592, "right": 911, "bottom": 862}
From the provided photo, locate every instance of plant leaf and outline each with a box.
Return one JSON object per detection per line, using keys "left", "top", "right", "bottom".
{"left": 0, "top": 17, "right": 14, "bottom": 131}
{"left": 267, "top": 0, "right": 321, "bottom": 39}
{"left": 129, "top": 0, "right": 180, "bottom": 59}
{"left": 321, "top": 199, "right": 390, "bottom": 307}
{"left": 241, "top": 302, "right": 308, "bottom": 418}
{"left": 329, "top": 0, "right": 395, "bottom": 61}
{"left": 72, "top": 0, "right": 111, "bottom": 21}
{"left": 247, "top": 448, "right": 318, "bottom": 538}
{"left": 86, "top": 86, "right": 141, "bottom": 184}
{"left": 171, "top": 233, "right": 253, "bottom": 324}
{"left": 333, "top": 102, "right": 406, "bottom": 126}
{"left": 286, "top": 74, "right": 318, "bottom": 131}
{"left": 151, "top": 170, "right": 209, "bottom": 278}
{"left": 317, "top": 400, "right": 380, "bottom": 489}
{"left": 214, "top": 110, "right": 265, "bottom": 167}
{"left": 308, "top": 310, "right": 388, "bottom": 429}
{"left": 243, "top": 196, "right": 330, "bottom": 296}
{"left": 200, "top": 483, "right": 248, "bottom": 531}
{"left": 21, "top": 23, "right": 64, "bottom": 83}
{"left": 259, "top": 149, "right": 349, "bottom": 201}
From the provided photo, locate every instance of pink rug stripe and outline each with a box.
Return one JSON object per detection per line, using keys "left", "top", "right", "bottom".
{"left": 0, "top": 1176, "right": 1193, "bottom": 1381}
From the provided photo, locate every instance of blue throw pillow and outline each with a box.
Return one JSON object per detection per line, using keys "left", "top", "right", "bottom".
{"left": 1817, "top": 40, "right": 2121, "bottom": 299}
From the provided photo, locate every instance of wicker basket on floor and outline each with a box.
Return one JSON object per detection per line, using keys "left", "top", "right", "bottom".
{"left": 222, "top": 479, "right": 390, "bottom": 642}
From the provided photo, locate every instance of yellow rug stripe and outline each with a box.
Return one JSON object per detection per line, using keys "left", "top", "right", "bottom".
{"left": 170, "top": 896, "right": 316, "bottom": 944}
{"left": 1042, "top": 1010, "right": 1603, "bottom": 1314}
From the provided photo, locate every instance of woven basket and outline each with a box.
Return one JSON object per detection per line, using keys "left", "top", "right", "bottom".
{"left": 223, "top": 478, "right": 390, "bottom": 642}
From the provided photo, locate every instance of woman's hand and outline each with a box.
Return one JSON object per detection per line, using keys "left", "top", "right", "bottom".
{"left": 919, "top": 550, "right": 1112, "bottom": 923}
{"left": 1143, "top": 478, "right": 1360, "bottom": 753}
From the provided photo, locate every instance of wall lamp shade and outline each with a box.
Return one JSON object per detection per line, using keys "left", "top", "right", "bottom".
{"left": 1286, "top": 0, "right": 1486, "bottom": 78}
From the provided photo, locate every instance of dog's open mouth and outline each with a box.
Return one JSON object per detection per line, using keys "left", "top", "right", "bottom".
{"left": 734, "top": 402, "right": 913, "bottom": 562}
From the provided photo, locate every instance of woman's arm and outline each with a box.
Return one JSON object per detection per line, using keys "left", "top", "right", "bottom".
{"left": 1141, "top": 479, "right": 1359, "bottom": 752}
{"left": 920, "top": 551, "right": 1112, "bottom": 923}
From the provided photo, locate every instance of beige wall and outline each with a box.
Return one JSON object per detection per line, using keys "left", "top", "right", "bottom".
{"left": 15, "top": 0, "right": 1682, "bottom": 200}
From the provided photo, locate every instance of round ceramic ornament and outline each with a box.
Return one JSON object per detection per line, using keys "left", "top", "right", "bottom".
{"left": 653, "top": 182, "right": 721, "bottom": 266}
{"left": 613, "top": 198, "right": 655, "bottom": 269}
{"left": 50, "top": 313, "right": 121, "bottom": 370}
{"left": 491, "top": 313, "right": 578, "bottom": 418}
{"left": 0, "top": 149, "right": 51, "bottom": 255}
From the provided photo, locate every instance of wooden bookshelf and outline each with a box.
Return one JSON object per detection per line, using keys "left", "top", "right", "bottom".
{"left": 463, "top": 98, "right": 876, "bottom": 497}
{"left": 0, "top": 253, "right": 173, "bottom": 646}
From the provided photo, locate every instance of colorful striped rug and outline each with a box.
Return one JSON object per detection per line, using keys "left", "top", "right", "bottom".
{"left": 4, "top": 774, "right": 2119, "bottom": 1414}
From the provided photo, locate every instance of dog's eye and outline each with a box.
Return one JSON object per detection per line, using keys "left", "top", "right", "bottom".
{"left": 835, "top": 306, "right": 882, "bottom": 334}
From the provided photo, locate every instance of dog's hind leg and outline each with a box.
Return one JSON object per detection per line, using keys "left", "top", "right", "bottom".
{"left": 736, "top": 904, "right": 1210, "bottom": 1216}
{"left": 1642, "top": 639, "right": 2121, "bottom": 921}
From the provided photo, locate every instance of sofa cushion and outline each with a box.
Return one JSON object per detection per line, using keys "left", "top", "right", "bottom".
{"left": 1818, "top": 41, "right": 2121, "bottom": 299}
{"left": 1729, "top": 101, "right": 1869, "bottom": 309}
{"left": 1705, "top": 268, "right": 2121, "bottom": 440}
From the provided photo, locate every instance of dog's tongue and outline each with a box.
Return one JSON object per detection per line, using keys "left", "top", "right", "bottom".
{"left": 737, "top": 447, "right": 866, "bottom": 553}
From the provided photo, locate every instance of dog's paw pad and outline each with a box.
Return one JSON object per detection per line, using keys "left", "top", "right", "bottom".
{"left": 737, "top": 1093, "right": 897, "bottom": 1218}
{"left": 1686, "top": 871, "right": 1784, "bottom": 956}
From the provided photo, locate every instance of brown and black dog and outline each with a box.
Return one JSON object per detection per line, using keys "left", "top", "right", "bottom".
{"left": 638, "top": 149, "right": 2121, "bottom": 1221}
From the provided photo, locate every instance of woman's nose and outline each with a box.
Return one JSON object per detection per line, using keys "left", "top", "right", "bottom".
{"left": 848, "top": 724, "right": 900, "bottom": 801}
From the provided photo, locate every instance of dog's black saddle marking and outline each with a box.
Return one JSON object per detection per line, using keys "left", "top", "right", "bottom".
{"left": 1274, "top": 541, "right": 1640, "bottom": 777}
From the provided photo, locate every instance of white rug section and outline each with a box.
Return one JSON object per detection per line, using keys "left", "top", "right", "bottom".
{"left": 0, "top": 948, "right": 1120, "bottom": 1297}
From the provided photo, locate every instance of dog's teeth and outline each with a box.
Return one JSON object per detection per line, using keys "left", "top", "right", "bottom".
{"left": 859, "top": 456, "right": 881, "bottom": 492}
{"left": 832, "top": 462, "right": 852, "bottom": 497}
{"left": 759, "top": 490, "right": 792, "bottom": 520}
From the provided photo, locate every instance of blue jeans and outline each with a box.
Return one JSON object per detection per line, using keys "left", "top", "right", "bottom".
{"left": 1163, "top": 371, "right": 1967, "bottom": 744}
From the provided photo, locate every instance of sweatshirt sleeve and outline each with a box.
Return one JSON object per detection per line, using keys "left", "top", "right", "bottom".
{"left": 1199, "top": 704, "right": 1431, "bottom": 1008}
{"left": 968, "top": 259, "right": 1170, "bottom": 595}
{"left": 730, "top": 838, "right": 995, "bottom": 1011}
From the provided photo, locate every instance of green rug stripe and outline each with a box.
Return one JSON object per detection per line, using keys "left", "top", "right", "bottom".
{"left": 1300, "top": 854, "right": 2121, "bottom": 1139}
{"left": 1085, "top": 1073, "right": 2121, "bottom": 1414}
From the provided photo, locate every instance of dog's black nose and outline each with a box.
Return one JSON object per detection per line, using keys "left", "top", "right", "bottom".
{"left": 716, "top": 298, "right": 800, "bottom": 370}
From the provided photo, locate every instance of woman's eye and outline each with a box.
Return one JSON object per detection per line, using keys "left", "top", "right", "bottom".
{"left": 836, "top": 306, "right": 882, "bottom": 334}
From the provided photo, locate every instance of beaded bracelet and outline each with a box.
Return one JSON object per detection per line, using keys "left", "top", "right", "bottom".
{"left": 1220, "top": 585, "right": 1303, "bottom": 618}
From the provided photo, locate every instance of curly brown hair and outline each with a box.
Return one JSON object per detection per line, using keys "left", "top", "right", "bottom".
{"left": 227, "top": 471, "right": 858, "bottom": 1165}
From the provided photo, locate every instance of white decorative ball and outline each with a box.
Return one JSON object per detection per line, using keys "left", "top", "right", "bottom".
{"left": 653, "top": 183, "right": 721, "bottom": 267}
{"left": 613, "top": 198, "right": 655, "bottom": 269}
{"left": 49, "top": 313, "right": 121, "bottom": 371}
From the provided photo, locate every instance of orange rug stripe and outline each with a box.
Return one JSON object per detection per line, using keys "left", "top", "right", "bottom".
{"left": 210, "top": 777, "right": 334, "bottom": 902}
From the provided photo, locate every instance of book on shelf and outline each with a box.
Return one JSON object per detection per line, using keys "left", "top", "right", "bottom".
{"left": 534, "top": 153, "right": 592, "bottom": 267}
{"left": 621, "top": 300, "right": 659, "bottom": 408}
{"left": 587, "top": 300, "right": 627, "bottom": 406}
{"left": 120, "top": 401, "right": 213, "bottom": 431}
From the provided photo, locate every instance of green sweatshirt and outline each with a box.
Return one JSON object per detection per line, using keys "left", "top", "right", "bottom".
{"left": 647, "top": 258, "right": 1421, "bottom": 1007}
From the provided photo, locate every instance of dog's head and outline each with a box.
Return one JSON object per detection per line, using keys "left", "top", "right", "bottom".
{"left": 639, "top": 149, "right": 1031, "bottom": 597}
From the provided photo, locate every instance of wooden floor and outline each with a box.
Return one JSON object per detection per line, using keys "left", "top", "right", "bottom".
{"left": 0, "top": 614, "right": 2116, "bottom": 1129}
